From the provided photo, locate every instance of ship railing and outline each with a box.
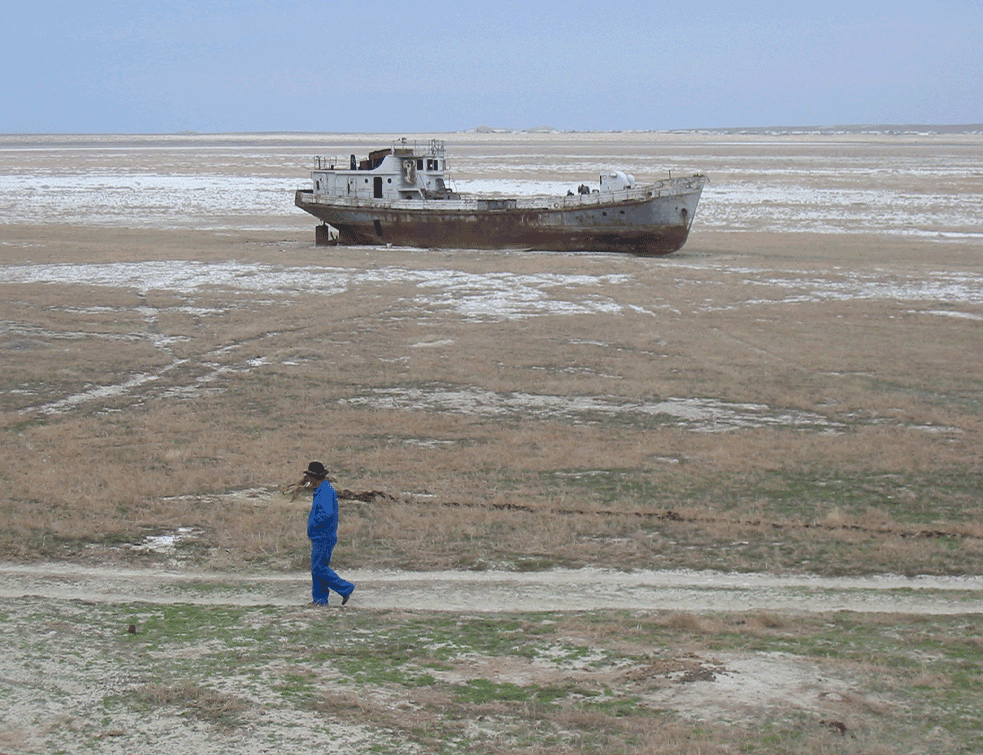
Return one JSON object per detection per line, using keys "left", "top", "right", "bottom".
{"left": 310, "top": 140, "right": 446, "bottom": 169}
{"left": 391, "top": 137, "right": 446, "bottom": 158}
{"left": 513, "top": 174, "right": 707, "bottom": 210}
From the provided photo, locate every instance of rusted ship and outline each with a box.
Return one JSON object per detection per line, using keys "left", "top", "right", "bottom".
{"left": 294, "top": 138, "right": 707, "bottom": 256}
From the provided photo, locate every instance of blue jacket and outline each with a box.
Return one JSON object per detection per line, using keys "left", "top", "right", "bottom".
{"left": 307, "top": 482, "right": 339, "bottom": 542}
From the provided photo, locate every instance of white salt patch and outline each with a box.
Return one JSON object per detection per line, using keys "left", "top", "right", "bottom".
{"left": 920, "top": 309, "right": 983, "bottom": 321}
{"left": 699, "top": 182, "right": 983, "bottom": 238}
{"left": 0, "top": 261, "right": 632, "bottom": 321}
{"left": 130, "top": 527, "right": 199, "bottom": 553}
{"left": 342, "top": 387, "right": 842, "bottom": 433}
{"left": 38, "top": 369, "right": 179, "bottom": 415}
{"left": 0, "top": 172, "right": 300, "bottom": 231}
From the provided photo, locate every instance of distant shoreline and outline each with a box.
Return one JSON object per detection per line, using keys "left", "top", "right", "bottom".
{"left": 1, "top": 124, "right": 982, "bottom": 139}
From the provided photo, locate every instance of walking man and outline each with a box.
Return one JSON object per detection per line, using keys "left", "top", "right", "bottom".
{"left": 304, "top": 461, "right": 355, "bottom": 606}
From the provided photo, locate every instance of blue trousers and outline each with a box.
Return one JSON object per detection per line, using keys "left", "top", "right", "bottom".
{"left": 310, "top": 538, "right": 355, "bottom": 605}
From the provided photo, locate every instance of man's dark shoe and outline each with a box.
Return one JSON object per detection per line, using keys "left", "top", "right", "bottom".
{"left": 341, "top": 590, "right": 353, "bottom": 606}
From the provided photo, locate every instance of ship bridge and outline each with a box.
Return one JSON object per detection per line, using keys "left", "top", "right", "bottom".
{"left": 310, "top": 138, "right": 456, "bottom": 201}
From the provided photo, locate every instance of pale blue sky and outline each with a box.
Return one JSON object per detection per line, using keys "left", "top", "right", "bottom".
{"left": 2, "top": 0, "right": 981, "bottom": 133}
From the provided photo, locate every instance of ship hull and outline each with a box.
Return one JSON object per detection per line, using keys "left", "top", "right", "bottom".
{"left": 295, "top": 175, "right": 706, "bottom": 256}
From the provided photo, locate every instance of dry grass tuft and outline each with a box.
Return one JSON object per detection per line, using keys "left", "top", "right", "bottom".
{"left": 135, "top": 679, "right": 251, "bottom": 727}
{"left": 665, "top": 613, "right": 705, "bottom": 633}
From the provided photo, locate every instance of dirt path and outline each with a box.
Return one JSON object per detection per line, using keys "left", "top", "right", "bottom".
{"left": 2, "top": 563, "right": 981, "bottom": 614}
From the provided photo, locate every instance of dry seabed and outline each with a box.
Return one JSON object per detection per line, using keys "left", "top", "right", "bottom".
{"left": 2, "top": 130, "right": 983, "bottom": 754}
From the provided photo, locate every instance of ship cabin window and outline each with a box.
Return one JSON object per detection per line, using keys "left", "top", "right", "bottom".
{"left": 426, "top": 159, "right": 436, "bottom": 171}
{"left": 417, "top": 159, "right": 424, "bottom": 170}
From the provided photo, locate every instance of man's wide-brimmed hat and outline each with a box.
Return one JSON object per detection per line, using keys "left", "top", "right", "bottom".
{"left": 304, "top": 461, "right": 327, "bottom": 480}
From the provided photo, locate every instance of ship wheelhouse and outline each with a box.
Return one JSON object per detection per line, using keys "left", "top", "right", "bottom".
{"left": 310, "top": 137, "right": 457, "bottom": 202}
